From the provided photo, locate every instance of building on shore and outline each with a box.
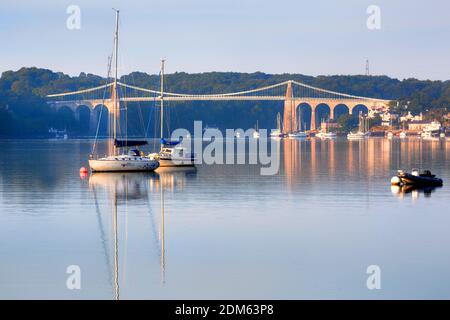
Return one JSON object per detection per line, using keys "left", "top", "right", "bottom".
{"left": 408, "top": 120, "right": 441, "bottom": 132}
{"left": 381, "top": 112, "right": 399, "bottom": 127}
{"left": 400, "top": 111, "right": 422, "bottom": 123}
{"left": 320, "top": 121, "right": 340, "bottom": 132}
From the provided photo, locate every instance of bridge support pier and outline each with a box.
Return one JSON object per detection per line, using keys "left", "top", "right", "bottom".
{"left": 282, "top": 81, "right": 295, "bottom": 134}
{"left": 329, "top": 106, "right": 335, "bottom": 121}
{"left": 310, "top": 108, "right": 316, "bottom": 131}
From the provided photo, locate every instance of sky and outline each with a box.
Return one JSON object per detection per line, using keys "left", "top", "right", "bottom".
{"left": 0, "top": 0, "right": 449, "bottom": 80}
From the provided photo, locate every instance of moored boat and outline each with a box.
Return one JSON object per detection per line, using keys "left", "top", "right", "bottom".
{"left": 151, "top": 59, "right": 196, "bottom": 168}
{"left": 288, "top": 131, "right": 307, "bottom": 138}
{"left": 153, "top": 138, "right": 196, "bottom": 167}
{"left": 392, "top": 169, "right": 443, "bottom": 187}
{"left": 270, "top": 113, "right": 284, "bottom": 137}
{"left": 347, "top": 131, "right": 370, "bottom": 139}
{"left": 316, "top": 131, "right": 336, "bottom": 139}
{"left": 88, "top": 11, "right": 159, "bottom": 173}
{"left": 89, "top": 148, "right": 159, "bottom": 172}
{"left": 347, "top": 112, "right": 370, "bottom": 139}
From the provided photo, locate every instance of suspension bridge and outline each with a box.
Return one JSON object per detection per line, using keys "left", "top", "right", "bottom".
{"left": 46, "top": 79, "right": 391, "bottom": 134}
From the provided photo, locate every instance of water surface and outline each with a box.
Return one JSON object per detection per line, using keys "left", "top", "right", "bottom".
{"left": 0, "top": 138, "right": 449, "bottom": 299}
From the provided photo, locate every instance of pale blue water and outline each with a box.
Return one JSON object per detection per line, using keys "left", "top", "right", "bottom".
{"left": 0, "top": 138, "right": 449, "bottom": 299}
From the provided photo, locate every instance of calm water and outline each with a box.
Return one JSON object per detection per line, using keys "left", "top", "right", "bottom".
{"left": 0, "top": 137, "right": 449, "bottom": 299}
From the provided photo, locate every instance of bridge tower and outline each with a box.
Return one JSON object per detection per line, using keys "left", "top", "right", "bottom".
{"left": 283, "top": 81, "right": 295, "bottom": 134}
{"left": 110, "top": 83, "right": 120, "bottom": 139}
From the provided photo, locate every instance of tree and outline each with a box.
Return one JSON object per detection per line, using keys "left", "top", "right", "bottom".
{"left": 337, "top": 114, "right": 358, "bottom": 132}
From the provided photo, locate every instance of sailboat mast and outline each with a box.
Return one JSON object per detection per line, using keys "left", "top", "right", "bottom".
{"left": 160, "top": 59, "right": 165, "bottom": 147}
{"left": 113, "top": 9, "right": 119, "bottom": 155}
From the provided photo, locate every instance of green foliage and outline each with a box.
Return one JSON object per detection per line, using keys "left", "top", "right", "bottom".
{"left": 0, "top": 67, "right": 449, "bottom": 137}
{"left": 337, "top": 114, "right": 358, "bottom": 132}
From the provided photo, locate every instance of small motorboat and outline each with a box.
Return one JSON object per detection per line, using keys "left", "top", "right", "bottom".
{"left": 270, "top": 128, "right": 283, "bottom": 138}
{"left": 316, "top": 131, "right": 336, "bottom": 139}
{"left": 150, "top": 138, "right": 196, "bottom": 168}
{"left": 347, "top": 131, "right": 370, "bottom": 139}
{"left": 270, "top": 112, "right": 284, "bottom": 138}
{"left": 391, "top": 169, "right": 443, "bottom": 187}
{"left": 288, "top": 131, "right": 307, "bottom": 139}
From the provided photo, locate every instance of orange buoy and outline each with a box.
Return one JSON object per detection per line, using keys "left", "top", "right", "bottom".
{"left": 79, "top": 166, "right": 88, "bottom": 179}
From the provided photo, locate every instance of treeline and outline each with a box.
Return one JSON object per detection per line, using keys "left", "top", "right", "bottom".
{"left": 0, "top": 67, "right": 449, "bottom": 137}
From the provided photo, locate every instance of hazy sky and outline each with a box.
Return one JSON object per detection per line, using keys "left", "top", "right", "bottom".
{"left": 1, "top": 0, "right": 449, "bottom": 80}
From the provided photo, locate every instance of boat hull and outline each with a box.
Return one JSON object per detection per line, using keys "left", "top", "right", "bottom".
{"left": 89, "top": 159, "right": 160, "bottom": 172}
{"left": 316, "top": 133, "right": 336, "bottom": 139}
{"left": 398, "top": 172, "right": 443, "bottom": 187}
{"left": 347, "top": 132, "right": 370, "bottom": 139}
{"left": 158, "top": 158, "right": 195, "bottom": 167}
{"left": 288, "top": 132, "right": 307, "bottom": 138}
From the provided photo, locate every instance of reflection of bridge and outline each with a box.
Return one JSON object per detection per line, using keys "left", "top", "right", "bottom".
{"left": 47, "top": 79, "right": 391, "bottom": 133}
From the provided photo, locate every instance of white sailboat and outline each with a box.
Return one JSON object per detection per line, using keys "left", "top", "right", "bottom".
{"left": 288, "top": 111, "right": 307, "bottom": 138}
{"left": 89, "top": 10, "right": 159, "bottom": 172}
{"left": 270, "top": 113, "right": 283, "bottom": 137}
{"left": 315, "top": 119, "right": 336, "bottom": 139}
{"left": 253, "top": 120, "right": 260, "bottom": 138}
{"left": 152, "top": 59, "right": 196, "bottom": 167}
{"left": 316, "top": 131, "right": 337, "bottom": 139}
{"left": 347, "top": 112, "right": 371, "bottom": 140}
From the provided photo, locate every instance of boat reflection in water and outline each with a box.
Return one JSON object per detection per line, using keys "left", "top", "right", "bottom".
{"left": 88, "top": 168, "right": 197, "bottom": 299}
{"left": 390, "top": 184, "right": 442, "bottom": 199}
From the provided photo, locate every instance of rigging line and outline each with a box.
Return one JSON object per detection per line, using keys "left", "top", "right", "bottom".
{"left": 92, "top": 54, "right": 114, "bottom": 155}
{"left": 129, "top": 71, "right": 147, "bottom": 138}
{"left": 92, "top": 185, "right": 114, "bottom": 286}
{"left": 151, "top": 70, "right": 161, "bottom": 150}
{"left": 144, "top": 98, "right": 156, "bottom": 139}
{"left": 118, "top": 81, "right": 127, "bottom": 143}
{"left": 123, "top": 174, "right": 129, "bottom": 290}
{"left": 143, "top": 176, "right": 162, "bottom": 258}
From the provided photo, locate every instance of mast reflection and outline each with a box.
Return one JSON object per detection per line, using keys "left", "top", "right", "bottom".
{"left": 88, "top": 168, "right": 197, "bottom": 299}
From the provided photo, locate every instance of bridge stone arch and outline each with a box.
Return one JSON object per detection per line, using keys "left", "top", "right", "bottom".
{"left": 48, "top": 100, "right": 116, "bottom": 135}
{"left": 315, "top": 103, "right": 331, "bottom": 125}
{"left": 55, "top": 105, "right": 75, "bottom": 130}
{"left": 351, "top": 104, "right": 369, "bottom": 116}
{"left": 333, "top": 104, "right": 350, "bottom": 120}
{"left": 75, "top": 104, "right": 91, "bottom": 119}
{"left": 296, "top": 103, "right": 312, "bottom": 131}
{"left": 93, "top": 104, "right": 110, "bottom": 135}
{"left": 75, "top": 104, "right": 92, "bottom": 133}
